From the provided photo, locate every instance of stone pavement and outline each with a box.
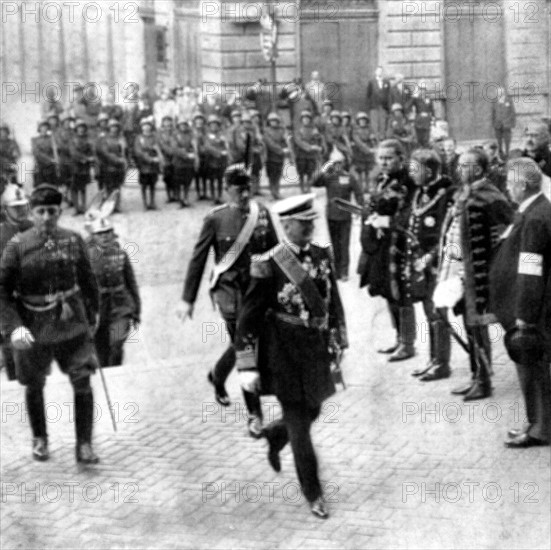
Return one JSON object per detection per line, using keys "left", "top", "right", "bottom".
{"left": 1, "top": 180, "right": 550, "bottom": 549}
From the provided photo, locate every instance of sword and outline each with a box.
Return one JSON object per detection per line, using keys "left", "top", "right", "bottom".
{"left": 97, "top": 360, "right": 117, "bottom": 432}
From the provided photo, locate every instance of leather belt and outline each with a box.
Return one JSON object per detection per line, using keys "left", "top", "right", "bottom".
{"left": 18, "top": 285, "right": 80, "bottom": 312}
{"left": 100, "top": 284, "right": 125, "bottom": 294}
{"left": 275, "top": 312, "right": 329, "bottom": 331}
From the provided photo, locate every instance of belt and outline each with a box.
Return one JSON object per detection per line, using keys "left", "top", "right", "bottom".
{"left": 18, "top": 285, "right": 80, "bottom": 312}
{"left": 275, "top": 312, "right": 329, "bottom": 331}
{"left": 100, "top": 284, "right": 125, "bottom": 294}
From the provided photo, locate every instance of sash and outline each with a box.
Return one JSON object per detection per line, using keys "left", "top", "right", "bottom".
{"left": 272, "top": 244, "right": 327, "bottom": 319}
{"left": 209, "top": 200, "right": 260, "bottom": 290}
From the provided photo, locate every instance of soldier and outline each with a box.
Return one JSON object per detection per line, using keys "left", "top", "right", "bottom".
{"left": 433, "top": 148, "right": 513, "bottom": 401}
{"left": 227, "top": 109, "right": 242, "bottom": 140}
{"left": 0, "top": 123, "right": 21, "bottom": 188}
{"left": 351, "top": 112, "right": 377, "bottom": 193}
{"left": 359, "top": 139, "right": 417, "bottom": 361}
{"left": 177, "top": 165, "right": 279, "bottom": 437}
{"left": 173, "top": 120, "right": 199, "bottom": 207}
{"left": 411, "top": 86, "right": 434, "bottom": 148}
{"left": 404, "top": 149, "right": 457, "bottom": 381}
{"left": 96, "top": 113, "right": 110, "bottom": 140}
{"left": 228, "top": 110, "right": 250, "bottom": 165}
{"left": 203, "top": 115, "right": 229, "bottom": 205}
{"left": 56, "top": 114, "right": 75, "bottom": 202}
{"left": 244, "top": 112, "right": 265, "bottom": 196}
{"left": 324, "top": 111, "right": 352, "bottom": 164}
{"left": 134, "top": 117, "right": 164, "bottom": 210}
{"left": 311, "top": 148, "right": 364, "bottom": 280}
{"left": 264, "top": 113, "right": 289, "bottom": 200}
{"left": 386, "top": 104, "right": 415, "bottom": 157}
{"left": 234, "top": 193, "right": 348, "bottom": 519}
{"left": 96, "top": 119, "right": 128, "bottom": 212}
{"left": 366, "top": 66, "right": 391, "bottom": 140}
{"left": 192, "top": 112, "right": 208, "bottom": 200}
{"left": 158, "top": 116, "right": 177, "bottom": 203}
{"left": 84, "top": 204, "right": 141, "bottom": 367}
{"left": 0, "top": 184, "right": 33, "bottom": 381}
{"left": 32, "top": 120, "right": 59, "bottom": 188}
{"left": 491, "top": 87, "right": 516, "bottom": 158}
{"left": 0, "top": 184, "right": 100, "bottom": 463}
{"left": 71, "top": 119, "right": 97, "bottom": 215}
{"left": 341, "top": 111, "right": 353, "bottom": 142}
{"left": 315, "top": 99, "right": 333, "bottom": 134}
{"left": 294, "top": 110, "right": 324, "bottom": 193}
{"left": 483, "top": 140, "right": 508, "bottom": 196}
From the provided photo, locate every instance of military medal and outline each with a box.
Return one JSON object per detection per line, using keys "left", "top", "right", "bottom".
{"left": 424, "top": 216, "right": 436, "bottom": 227}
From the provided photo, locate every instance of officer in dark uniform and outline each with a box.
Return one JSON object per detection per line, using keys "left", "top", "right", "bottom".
{"left": 359, "top": 139, "right": 417, "bottom": 361}
{"left": 404, "top": 149, "right": 457, "bottom": 381}
{"left": 234, "top": 193, "right": 348, "bottom": 519}
{"left": 158, "top": 116, "right": 177, "bottom": 203}
{"left": 0, "top": 184, "right": 100, "bottom": 463}
{"left": 203, "top": 115, "right": 229, "bottom": 205}
{"left": 192, "top": 112, "right": 208, "bottom": 200}
{"left": 85, "top": 215, "right": 140, "bottom": 367}
{"left": 294, "top": 110, "right": 323, "bottom": 193}
{"left": 386, "top": 104, "right": 415, "bottom": 157}
{"left": 134, "top": 117, "right": 164, "bottom": 210}
{"left": 311, "top": 148, "right": 364, "bottom": 280}
{"left": 351, "top": 112, "right": 377, "bottom": 193}
{"left": 0, "top": 184, "right": 33, "bottom": 381}
{"left": 173, "top": 120, "right": 199, "bottom": 207}
{"left": 96, "top": 119, "right": 128, "bottom": 212}
{"left": 0, "top": 123, "right": 21, "bottom": 187}
{"left": 56, "top": 114, "right": 75, "bottom": 203}
{"left": 177, "top": 165, "right": 278, "bottom": 437}
{"left": 264, "top": 113, "right": 289, "bottom": 200}
{"left": 32, "top": 120, "right": 59, "bottom": 188}
{"left": 71, "top": 119, "right": 97, "bottom": 215}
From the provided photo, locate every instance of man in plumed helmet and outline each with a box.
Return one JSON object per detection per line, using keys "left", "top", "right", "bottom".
{"left": 234, "top": 193, "right": 348, "bottom": 519}
{"left": 177, "top": 164, "right": 278, "bottom": 437}
{"left": 0, "top": 184, "right": 100, "bottom": 463}
{"left": 490, "top": 158, "right": 551, "bottom": 447}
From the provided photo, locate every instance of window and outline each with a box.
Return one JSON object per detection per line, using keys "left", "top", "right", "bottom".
{"left": 156, "top": 26, "right": 168, "bottom": 66}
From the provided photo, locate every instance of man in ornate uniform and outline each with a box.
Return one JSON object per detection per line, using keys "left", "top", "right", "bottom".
{"left": 177, "top": 165, "right": 278, "bottom": 437}
{"left": 433, "top": 149, "right": 513, "bottom": 401}
{"left": 404, "top": 149, "right": 457, "bottom": 381}
{"left": 235, "top": 193, "right": 348, "bottom": 519}
{"left": 294, "top": 110, "right": 323, "bottom": 193}
{"left": 85, "top": 216, "right": 140, "bottom": 367}
{"left": 0, "top": 185, "right": 100, "bottom": 463}
{"left": 359, "top": 139, "right": 417, "bottom": 361}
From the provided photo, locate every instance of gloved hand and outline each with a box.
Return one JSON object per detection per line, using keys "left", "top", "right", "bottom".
{"left": 10, "top": 326, "right": 35, "bottom": 350}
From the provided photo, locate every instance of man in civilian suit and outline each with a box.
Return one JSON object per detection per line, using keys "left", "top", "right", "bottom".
{"left": 366, "top": 66, "right": 391, "bottom": 140}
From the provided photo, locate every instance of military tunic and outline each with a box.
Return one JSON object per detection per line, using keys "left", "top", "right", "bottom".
{"left": 294, "top": 123, "right": 323, "bottom": 179}
{"left": 96, "top": 134, "right": 127, "bottom": 195}
{"left": 71, "top": 135, "right": 96, "bottom": 190}
{"left": 0, "top": 137, "right": 21, "bottom": 186}
{"left": 31, "top": 135, "right": 58, "bottom": 187}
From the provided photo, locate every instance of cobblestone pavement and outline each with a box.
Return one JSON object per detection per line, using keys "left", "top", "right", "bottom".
{"left": 1, "top": 174, "right": 550, "bottom": 549}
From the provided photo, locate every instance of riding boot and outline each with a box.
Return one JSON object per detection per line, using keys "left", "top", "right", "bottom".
{"left": 149, "top": 185, "right": 157, "bottom": 210}
{"left": 389, "top": 306, "right": 416, "bottom": 361}
{"left": 26, "top": 386, "right": 49, "bottom": 460}
{"left": 419, "top": 320, "right": 451, "bottom": 381}
{"left": 141, "top": 186, "right": 148, "bottom": 210}
{"left": 74, "top": 386, "right": 99, "bottom": 464}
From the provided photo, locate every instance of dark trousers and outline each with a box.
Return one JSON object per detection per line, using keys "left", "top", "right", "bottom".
{"left": 163, "top": 164, "right": 176, "bottom": 200}
{"left": 174, "top": 167, "right": 195, "bottom": 202}
{"left": 263, "top": 403, "right": 322, "bottom": 502}
{"left": 296, "top": 157, "right": 317, "bottom": 192}
{"left": 370, "top": 107, "right": 388, "bottom": 140}
{"left": 139, "top": 172, "right": 158, "bottom": 208}
{"left": 212, "top": 318, "right": 262, "bottom": 418}
{"left": 266, "top": 160, "right": 283, "bottom": 198}
{"left": 494, "top": 127, "right": 512, "bottom": 158}
{"left": 416, "top": 127, "right": 431, "bottom": 147}
{"left": 94, "top": 316, "right": 131, "bottom": 367}
{"left": 465, "top": 323, "right": 492, "bottom": 380}
{"left": 388, "top": 301, "right": 416, "bottom": 347}
{"left": 327, "top": 219, "right": 351, "bottom": 278}
{"left": 515, "top": 359, "right": 551, "bottom": 441}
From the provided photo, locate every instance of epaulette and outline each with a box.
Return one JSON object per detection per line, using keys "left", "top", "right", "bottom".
{"left": 250, "top": 252, "right": 273, "bottom": 278}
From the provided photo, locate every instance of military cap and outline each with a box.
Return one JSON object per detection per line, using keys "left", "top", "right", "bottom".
{"left": 225, "top": 164, "right": 251, "bottom": 188}
{"left": 272, "top": 192, "right": 318, "bottom": 221}
{"left": 75, "top": 118, "right": 88, "bottom": 129}
{"left": 30, "top": 184, "right": 63, "bottom": 207}
{"left": 1, "top": 183, "right": 28, "bottom": 207}
{"left": 37, "top": 120, "right": 50, "bottom": 131}
{"left": 330, "top": 110, "right": 341, "bottom": 119}
{"left": 391, "top": 103, "right": 404, "bottom": 112}
{"left": 176, "top": 119, "right": 191, "bottom": 127}
{"left": 231, "top": 109, "right": 242, "bottom": 118}
{"left": 97, "top": 113, "right": 109, "bottom": 123}
{"left": 267, "top": 112, "right": 281, "bottom": 122}
{"left": 355, "top": 111, "right": 369, "bottom": 122}
{"left": 108, "top": 118, "right": 121, "bottom": 128}
{"left": 504, "top": 326, "right": 545, "bottom": 364}
{"left": 207, "top": 114, "right": 221, "bottom": 125}
{"left": 192, "top": 112, "right": 206, "bottom": 121}
{"left": 88, "top": 216, "right": 113, "bottom": 234}
{"left": 300, "top": 110, "right": 313, "bottom": 119}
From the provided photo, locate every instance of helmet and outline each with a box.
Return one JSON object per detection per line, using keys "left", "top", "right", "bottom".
{"left": 391, "top": 103, "right": 404, "bottom": 112}
{"left": 241, "top": 112, "right": 252, "bottom": 123}
{"left": 225, "top": 164, "right": 250, "bottom": 188}
{"left": 231, "top": 110, "right": 242, "bottom": 119}
{"left": 87, "top": 216, "right": 113, "bottom": 234}
{"left": 192, "top": 112, "right": 206, "bottom": 121}
{"left": 47, "top": 112, "right": 59, "bottom": 120}
{"left": 330, "top": 110, "right": 341, "bottom": 119}
{"left": 267, "top": 113, "right": 281, "bottom": 123}
{"left": 1, "top": 183, "right": 29, "bottom": 207}
{"left": 97, "top": 113, "right": 109, "bottom": 123}
{"left": 140, "top": 116, "right": 155, "bottom": 128}
{"left": 300, "top": 110, "right": 313, "bottom": 120}
{"left": 341, "top": 111, "right": 351, "bottom": 119}
{"left": 207, "top": 115, "right": 221, "bottom": 125}
{"left": 75, "top": 119, "right": 88, "bottom": 129}
{"left": 60, "top": 113, "right": 75, "bottom": 124}
{"left": 248, "top": 109, "right": 260, "bottom": 118}
{"left": 108, "top": 118, "right": 121, "bottom": 128}
{"left": 323, "top": 99, "right": 333, "bottom": 107}
{"left": 161, "top": 115, "right": 174, "bottom": 124}
{"left": 355, "top": 111, "right": 369, "bottom": 122}
{"left": 37, "top": 120, "right": 50, "bottom": 131}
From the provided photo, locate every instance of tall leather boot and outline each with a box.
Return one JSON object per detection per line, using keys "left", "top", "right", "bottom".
{"left": 464, "top": 337, "right": 492, "bottom": 401}
{"left": 141, "top": 186, "right": 148, "bottom": 210}
{"left": 389, "top": 306, "right": 416, "bottom": 362}
{"left": 412, "top": 321, "right": 436, "bottom": 376}
{"left": 243, "top": 390, "right": 263, "bottom": 439}
{"left": 74, "top": 384, "right": 99, "bottom": 464}
{"left": 149, "top": 185, "right": 157, "bottom": 210}
{"left": 26, "top": 386, "right": 49, "bottom": 461}
{"left": 420, "top": 320, "right": 451, "bottom": 381}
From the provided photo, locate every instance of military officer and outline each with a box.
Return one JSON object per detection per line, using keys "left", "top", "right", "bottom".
{"left": 85, "top": 215, "right": 141, "bottom": 367}
{"left": 203, "top": 115, "right": 229, "bottom": 205}
{"left": 158, "top": 116, "right": 177, "bottom": 203}
{"left": 351, "top": 112, "right": 377, "bottom": 193}
{"left": 134, "top": 117, "right": 164, "bottom": 210}
{"left": 177, "top": 165, "right": 278, "bottom": 437}
{"left": 264, "top": 113, "right": 289, "bottom": 200}
{"left": 32, "top": 120, "right": 59, "bottom": 188}
{"left": 294, "top": 110, "right": 323, "bottom": 193}
{"left": 234, "top": 193, "right": 348, "bottom": 519}
{"left": 70, "top": 119, "right": 97, "bottom": 215}
{"left": 95, "top": 113, "right": 110, "bottom": 191}
{"left": 0, "top": 184, "right": 33, "bottom": 381}
{"left": 173, "top": 120, "right": 199, "bottom": 207}
{"left": 96, "top": 119, "right": 128, "bottom": 212}
{"left": 386, "top": 104, "right": 415, "bottom": 156}
{"left": 0, "top": 184, "right": 100, "bottom": 463}
{"left": 404, "top": 149, "right": 457, "bottom": 381}
{"left": 311, "top": 148, "right": 364, "bottom": 280}
{"left": 0, "top": 123, "right": 21, "bottom": 188}
{"left": 490, "top": 158, "right": 551, "bottom": 447}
